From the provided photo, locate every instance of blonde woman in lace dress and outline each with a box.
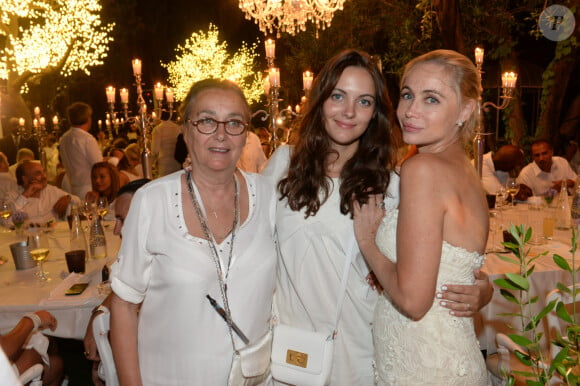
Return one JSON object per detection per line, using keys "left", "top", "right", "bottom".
{"left": 354, "top": 49, "right": 489, "bottom": 385}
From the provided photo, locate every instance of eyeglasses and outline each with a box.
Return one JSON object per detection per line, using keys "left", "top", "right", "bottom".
{"left": 187, "top": 118, "right": 248, "bottom": 136}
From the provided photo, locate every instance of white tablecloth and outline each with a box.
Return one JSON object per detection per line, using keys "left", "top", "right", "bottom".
{"left": 0, "top": 220, "right": 120, "bottom": 339}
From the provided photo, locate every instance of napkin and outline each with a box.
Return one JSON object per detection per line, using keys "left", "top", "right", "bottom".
{"left": 39, "top": 272, "right": 99, "bottom": 307}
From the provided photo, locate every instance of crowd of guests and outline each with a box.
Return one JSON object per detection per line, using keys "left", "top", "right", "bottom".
{"left": 0, "top": 46, "right": 578, "bottom": 385}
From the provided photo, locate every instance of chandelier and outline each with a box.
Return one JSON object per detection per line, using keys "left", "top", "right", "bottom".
{"left": 239, "top": 0, "right": 347, "bottom": 37}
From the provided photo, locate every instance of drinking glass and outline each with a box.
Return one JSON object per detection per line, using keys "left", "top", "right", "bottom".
{"left": 28, "top": 231, "right": 50, "bottom": 282}
{"left": 495, "top": 187, "right": 506, "bottom": 209}
{"left": 506, "top": 178, "right": 520, "bottom": 207}
{"left": 0, "top": 199, "right": 14, "bottom": 233}
{"left": 82, "top": 199, "right": 96, "bottom": 221}
{"left": 97, "top": 197, "right": 109, "bottom": 219}
{"left": 487, "top": 209, "right": 504, "bottom": 253}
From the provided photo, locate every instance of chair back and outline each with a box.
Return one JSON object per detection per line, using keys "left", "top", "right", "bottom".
{"left": 546, "top": 284, "right": 580, "bottom": 360}
{"left": 18, "top": 363, "right": 43, "bottom": 385}
{"left": 92, "top": 306, "right": 120, "bottom": 386}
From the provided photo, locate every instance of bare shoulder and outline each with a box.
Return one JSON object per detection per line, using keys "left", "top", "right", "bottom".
{"left": 400, "top": 153, "right": 450, "bottom": 184}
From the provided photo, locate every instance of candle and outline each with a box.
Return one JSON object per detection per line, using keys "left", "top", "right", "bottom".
{"left": 502, "top": 71, "right": 517, "bottom": 89}
{"left": 301, "top": 96, "right": 307, "bottom": 104}
{"left": 52, "top": 116, "right": 59, "bottom": 125}
{"left": 34, "top": 106, "right": 40, "bottom": 116}
{"left": 152, "top": 111, "right": 157, "bottom": 120}
{"left": 474, "top": 47, "right": 484, "bottom": 68}
{"left": 265, "top": 39, "right": 275, "bottom": 59}
{"left": 269, "top": 67, "right": 280, "bottom": 87}
{"left": 303, "top": 71, "right": 313, "bottom": 91}
{"left": 18, "top": 118, "right": 25, "bottom": 127}
{"left": 165, "top": 88, "right": 174, "bottom": 103}
{"left": 33, "top": 118, "right": 38, "bottom": 128}
{"left": 120, "top": 88, "right": 129, "bottom": 104}
{"left": 114, "top": 118, "right": 119, "bottom": 126}
{"left": 132, "top": 59, "right": 142, "bottom": 76}
{"left": 98, "top": 120, "right": 102, "bottom": 130}
{"left": 263, "top": 75, "right": 270, "bottom": 95}
{"left": 106, "top": 86, "right": 116, "bottom": 104}
{"left": 295, "top": 104, "right": 301, "bottom": 114}
{"left": 154, "top": 83, "right": 164, "bottom": 101}
{"left": 105, "top": 119, "right": 110, "bottom": 128}
{"left": 39, "top": 117, "right": 45, "bottom": 126}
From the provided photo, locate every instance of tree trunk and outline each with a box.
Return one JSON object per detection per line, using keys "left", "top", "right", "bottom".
{"left": 432, "top": 0, "right": 465, "bottom": 53}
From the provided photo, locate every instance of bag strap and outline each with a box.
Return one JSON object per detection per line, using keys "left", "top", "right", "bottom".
{"left": 330, "top": 236, "right": 355, "bottom": 338}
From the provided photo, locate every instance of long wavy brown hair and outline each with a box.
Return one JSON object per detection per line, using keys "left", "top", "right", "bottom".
{"left": 278, "top": 49, "right": 396, "bottom": 218}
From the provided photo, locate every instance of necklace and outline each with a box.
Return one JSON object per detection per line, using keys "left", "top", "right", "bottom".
{"left": 186, "top": 170, "right": 240, "bottom": 349}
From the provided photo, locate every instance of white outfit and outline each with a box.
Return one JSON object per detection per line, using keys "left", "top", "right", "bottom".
{"left": 0, "top": 173, "right": 17, "bottom": 198}
{"left": 237, "top": 131, "right": 267, "bottom": 173}
{"left": 373, "top": 209, "right": 487, "bottom": 385}
{"left": 261, "top": 146, "right": 400, "bottom": 386}
{"left": 517, "top": 156, "right": 577, "bottom": 196}
{"left": 478, "top": 152, "right": 509, "bottom": 195}
{"left": 7, "top": 185, "right": 81, "bottom": 224}
{"left": 151, "top": 120, "right": 182, "bottom": 177}
{"left": 59, "top": 127, "right": 103, "bottom": 198}
{"left": 111, "top": 170, "right": 277, "bottom": 385}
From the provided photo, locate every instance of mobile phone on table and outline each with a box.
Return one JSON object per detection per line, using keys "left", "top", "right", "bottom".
{"left": 65, "top": 283, "right": 89, "bottom": 296}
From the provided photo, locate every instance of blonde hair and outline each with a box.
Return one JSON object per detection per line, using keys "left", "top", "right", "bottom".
{"left": 401, "top": 49, "right": 481, "bottom": 144}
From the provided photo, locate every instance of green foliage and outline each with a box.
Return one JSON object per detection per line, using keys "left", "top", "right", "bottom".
{"left": 493, "top": 224, "right": 580, "bottom": 384}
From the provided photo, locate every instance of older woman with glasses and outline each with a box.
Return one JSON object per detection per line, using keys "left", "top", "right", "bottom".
{"left": 110, "top": 79, "right": 277, "bottom": 385}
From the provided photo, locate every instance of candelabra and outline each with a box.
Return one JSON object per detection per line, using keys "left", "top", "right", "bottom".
{"left": 104, "top": 60, "right": 175, "bottom": 179}
{"left": 473, "top": 47, "right": 518, "bottom": 178}
{"left": 252, "top": 39, "right": 311, "bottom": 155}
{"left": 16, "top": 108, "right": 60, "bottom": 171}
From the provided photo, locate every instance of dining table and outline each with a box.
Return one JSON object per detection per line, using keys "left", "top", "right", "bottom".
{"left": 476, "top": 202, "right": 579, "bottom": 355}
{"left": 0, "top": 219, "right": 121, "bottom": 340}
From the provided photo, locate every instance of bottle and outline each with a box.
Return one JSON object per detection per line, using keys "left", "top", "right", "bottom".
{"left": 556, "top": 179, "right": 571, "bottom": 230}
{"left": 571, "top": 178, "right": 580, "bottom": 225}
{"left": 69, "top": 205, "right": 88, "bottom": 254}
{"left": 89, "top": 214, "right": 107, "bottom": 259}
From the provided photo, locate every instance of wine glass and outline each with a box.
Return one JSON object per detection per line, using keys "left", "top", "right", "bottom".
{"left": 28, "top": 231, "right": 51, "bottom": 282}
{"left": 0, "top": 199, "right": 13, "bottom": 233}
{"left": 97, "top": 196, "right": 109, "bottom": 219}
{"left": 506, "top": 178, "right": 520, "bottom": 207}
{"left": 487, "top": 209, "right": 504, "bottom": 253}
{"left": 82, "top": 199, "right": 96, "bottom": 221}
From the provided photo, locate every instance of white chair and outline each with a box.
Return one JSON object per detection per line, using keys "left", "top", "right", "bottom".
{"left": 486, "top": 284, "right": 580, "bottom": 385}
{"left": 92, "top": 306, "right": 119, "bottom": 386}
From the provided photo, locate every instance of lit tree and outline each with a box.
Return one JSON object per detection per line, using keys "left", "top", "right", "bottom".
{"left": 0, "top": 0, "right": 115, "bottom": 119}
{"left": 162, "top": 24, "right": 263, "bottom": 105}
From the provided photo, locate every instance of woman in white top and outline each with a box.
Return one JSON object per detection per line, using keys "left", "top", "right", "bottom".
{"left": 110, "top": 79, "right": 277, "bottom": 385}
{"left": 262, "top": 49, "right": 492, "bottom": 385}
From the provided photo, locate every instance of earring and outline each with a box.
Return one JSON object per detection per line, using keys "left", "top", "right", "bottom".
{"left": 457, "top": 121, "right": 464, "bottom": 128}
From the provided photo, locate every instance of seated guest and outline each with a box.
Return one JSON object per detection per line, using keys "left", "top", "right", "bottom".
{"left": 478, "top": 144, "right": 525, "bottom": 194}
{"left": 0, "top": 310, "right": 64, "bottom": 386}
{"left": 517, "top": 140, "right": 577, "bottom": 198}
{"left": 0, "top": 152, "right": 17, "bottom": 197}
{"left": 82, "top": 178, "right": 150, "bottom": 385}
{"left": 237, "top": 130, "right": 267, "bottom": 173}
{"left": 85, "top": 162, "right": 121, "bottom": 220}
{"left": 9, "top": 148, "right": 35, "bottom": 180}
{"left": 7, "top": 161, "right": 80, "bottom": 224}
{"left": 121, "top": 143, "right": 144, "bottom": 179}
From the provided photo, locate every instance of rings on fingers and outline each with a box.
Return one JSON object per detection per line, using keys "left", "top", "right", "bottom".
{"left": 376, "top": 202, "right": 385, "bottom": 209}
{"left": 84, "top": 351, "right": 89, "bottom": 357}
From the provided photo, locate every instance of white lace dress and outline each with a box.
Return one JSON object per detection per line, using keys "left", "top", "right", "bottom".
{"left": 373, "top": 209, "right": 487, "bottom": 385}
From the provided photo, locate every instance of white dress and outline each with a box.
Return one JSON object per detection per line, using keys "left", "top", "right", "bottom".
{"left": 373, "top": 209, "right": 487, "bottom": 385}
{"left": 262, "top": 146, "right": 400, "bottom": 386}
{"left": 111, "top": 170, "right": 277, "bottom": 385}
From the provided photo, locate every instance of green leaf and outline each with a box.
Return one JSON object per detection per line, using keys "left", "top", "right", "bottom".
{"left": 505, "top": 273, "right": 529, "bottom": 290}
{"left": 509, "top": 334, "right": 532, "bottom": 347}
{"left": 553, "top": 254, "right": 571, "bottom": 271}
{"left": 536, "top": 299, "right": 557, "bottom": 320}
{"left": 556, "top": 282, "right": 572, "bottom": 294}
{"left": 498, "top": 289, "right": 520, "bottom": 304}
{"left": 556, "top": 301, "right": 573, "bottom": 323}
{"left": 497, "top": 254, "right": 518, "bottom": 264}
{"left": 494, "top": 278, "right": 521, "bottom": 291}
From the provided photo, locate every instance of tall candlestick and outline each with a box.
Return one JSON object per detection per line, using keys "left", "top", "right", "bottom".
{"left": 263, "top": 75, "right": 270, "bottom": 95}
{"left": 132, "top": 59, "right": 142, "bottom": 76}
{"left": 165, "top": 88, "right": 174, "bottom": 103}
{"left": 154, "top": 83, "right": 164, "bottom": 101}
{"left": 502, "top": 71, "right": 517, "bottom": 89}
{"left": 120, "top": 88, "right": 129, "bottom": 104}
{"left": 303, "top": 70, "right": 313, "bottom": 91}
{"left": 106, "top": 86, "right": 116, "bottom": 103}
{"left": 269, "top": 67, "right": 280, "bottom": 87}
{"left": 265, "top": 39, "right": 275, "bottom": 59}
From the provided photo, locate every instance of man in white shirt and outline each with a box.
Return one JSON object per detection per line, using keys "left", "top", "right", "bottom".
{"left": 151, "top": 117, "right": 181, "bottom": 177}
{"left": 7, "top": 161, "right": 80, "bottom": 224}
{"left": 59, "top": 102, "right": 103, "bottom": 198}
{"left": 517, "top": 140, "right": 577, "bottom": 197}
{"left": 479, "top": 144, "right": 524, "bottom": 195}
